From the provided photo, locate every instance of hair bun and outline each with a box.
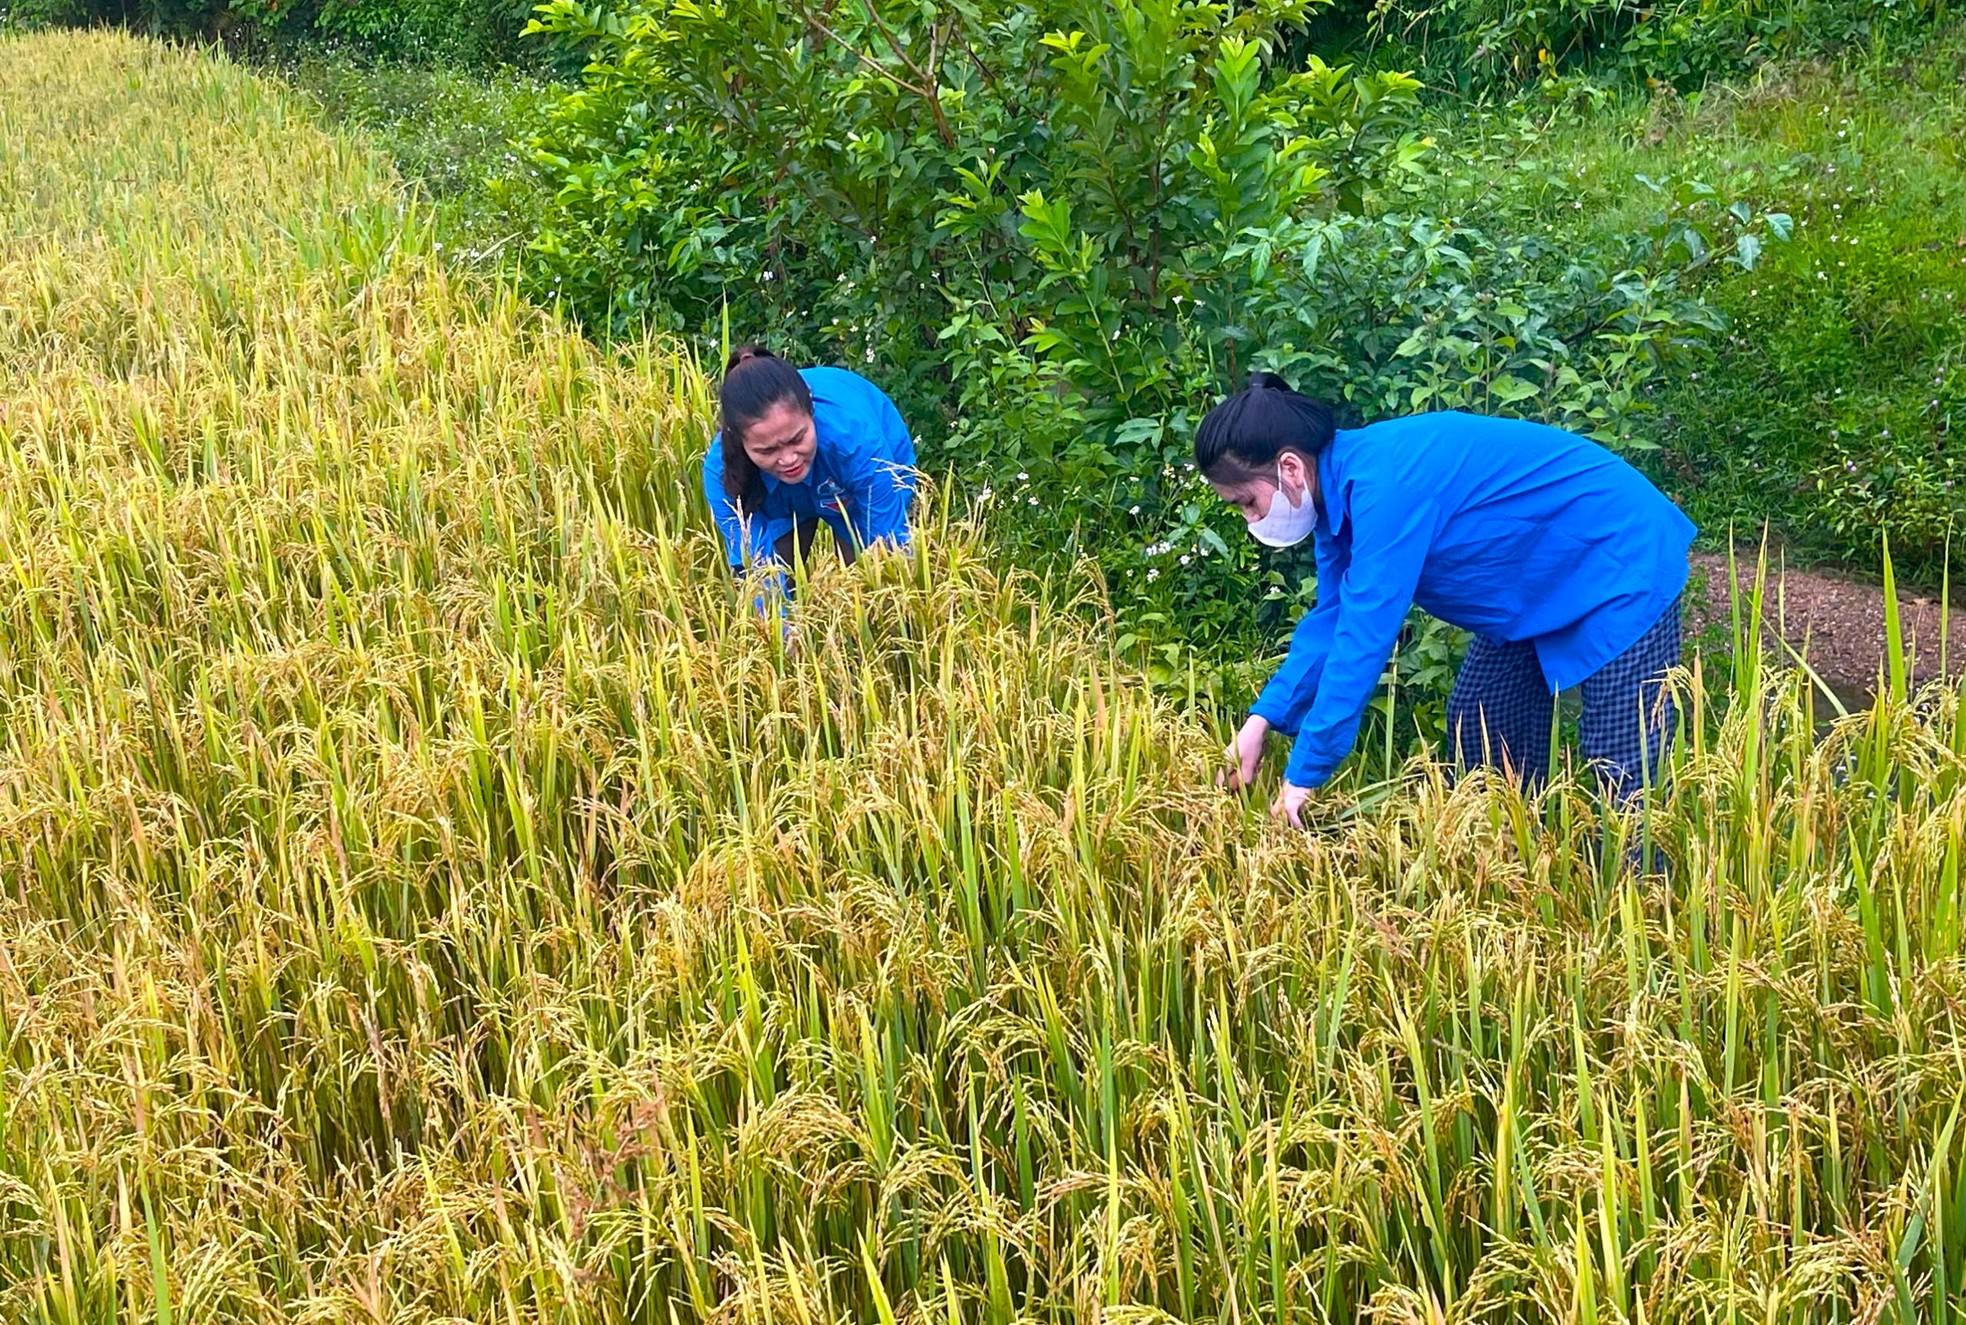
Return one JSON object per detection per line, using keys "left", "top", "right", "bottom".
{"left": 1246, "top": 370, "right": 1292, "bottom": 393}
{"left": 725, "top": 342, "right": 776, "bottom": 374}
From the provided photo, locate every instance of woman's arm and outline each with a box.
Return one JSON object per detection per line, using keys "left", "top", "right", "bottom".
{"left": 704, "top": 441, "right": 789, "bottom": 604}
{"left": 1250, "top": 531, "right": 1347, "bottom": 735}
{"left": 1251, "top": 600, "right": 1338, "bottom": 736}
{"left": 1282, "top": 491, "right": 1442, "bottom": 788}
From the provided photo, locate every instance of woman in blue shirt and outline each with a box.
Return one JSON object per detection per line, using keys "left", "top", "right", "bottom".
{"left": 704, "top": 345, "right": 917, "bottom": 606}
{"left": 1202, "top": 373, "right": 1695, "bottom": 827}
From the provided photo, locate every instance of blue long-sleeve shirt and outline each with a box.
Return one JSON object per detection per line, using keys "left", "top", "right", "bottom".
{"left": 1251, "top": 411, "right": 1696, "bottom": 788}
{"left": 702, "top": 367, "right": 917, "bottom": 602}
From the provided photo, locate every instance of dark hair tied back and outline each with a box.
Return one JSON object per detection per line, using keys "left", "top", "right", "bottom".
{"left": 718, "top": 343, "right": 813, "bottom": 514}
{"left": 1194, "top": 371, "right": 1336, "bottom": 484}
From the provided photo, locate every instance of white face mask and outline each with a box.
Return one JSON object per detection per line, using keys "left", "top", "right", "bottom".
{"left": 1246, "top": 461, "right": 1316, "bottom": 548}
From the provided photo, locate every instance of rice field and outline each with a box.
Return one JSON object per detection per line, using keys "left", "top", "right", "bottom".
{"left": 4, "top": 28, "right": 1966, "bottom": 1325}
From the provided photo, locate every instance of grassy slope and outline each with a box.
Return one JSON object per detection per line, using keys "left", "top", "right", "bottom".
{"left": 1481, "top": 23, "right": 1966, "bottom": 583}
{"left": 7, "top": 28, "right": 1966, "bottom": 1324}
{"left": 273, "top": 50, "right": 553, "bottom": 273}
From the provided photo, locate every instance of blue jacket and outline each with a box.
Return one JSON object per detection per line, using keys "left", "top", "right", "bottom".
{"left": 1252, "top": 411, "right": 1696, "bottom": 788}
{"left": 703, "top": 367, "right": 917, "bottom": 600}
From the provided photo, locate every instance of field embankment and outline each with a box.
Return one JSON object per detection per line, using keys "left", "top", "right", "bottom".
{"left": 6, "top": 30, "right": 1966, "bottom": 1325}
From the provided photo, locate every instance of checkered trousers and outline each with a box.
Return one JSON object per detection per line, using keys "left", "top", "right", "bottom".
{"left": 1446, "top": 595, "right": 1682, "bottom": 802}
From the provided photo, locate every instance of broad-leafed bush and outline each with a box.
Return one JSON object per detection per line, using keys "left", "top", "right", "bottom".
{"left": 1317, "top": 0, "right": 1937, "bottom": 92}
{"left": 2, "top": 0, "right": 550, "bottom": 66}
{"left": 521, "top": 0, "right": 1786, "bottom": 716}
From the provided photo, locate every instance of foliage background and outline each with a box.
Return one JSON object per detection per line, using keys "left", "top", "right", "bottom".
{"left": 5, "top": 0, "right": 1959, "bottom": 736}
{"left": 517, "top": 0, "right": 1803, "bottom": 741}
{"left": 1307, "top": 0, "right": 1942, "bottom": 91}
{"left": 0, "top": 0, "right": 550, "bottom": 65}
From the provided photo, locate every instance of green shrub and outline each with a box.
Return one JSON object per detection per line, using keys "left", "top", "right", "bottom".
{"left": 4, "top": 0, "right": 554, "bottom": 67}
{"left": 522, "top": 0, "right": 1784, "bottom": 727}
{"left": 308, "top": 0, "right": 537, "bottom": 63}
{"left": 1316, "top": 0, "right": 1939, "bottom": 92}
{"left": 0, "top": 0, "right": 94, "bottom": 28}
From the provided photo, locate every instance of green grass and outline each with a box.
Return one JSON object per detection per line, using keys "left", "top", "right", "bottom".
{"left": 274, "top": 49, "right": 553, "bottom": 274}
{"left": 1440, "top": 22, "right": 1966, "bottom": 584}
{"left": 10, "top": 26, "right": 1966, "bottom": 1325}
{"left": 1646, "top": 33, "right": 1966, "bottom": 585}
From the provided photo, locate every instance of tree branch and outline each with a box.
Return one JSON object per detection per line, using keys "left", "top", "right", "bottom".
{"left": 794, "top": 1, "right": 955, "bottom": 147}
{"left": 851, "top": 0, "right": 955, "bottom": 147}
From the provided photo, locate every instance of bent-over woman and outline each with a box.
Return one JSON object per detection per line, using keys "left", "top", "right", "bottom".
{"left": 703, "top": 345, "right": 917, "bottom": 606}
{"left": 1200, "top": 373, "right": 1695, "bottom": 827}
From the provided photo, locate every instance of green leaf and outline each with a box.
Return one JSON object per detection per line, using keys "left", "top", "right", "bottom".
{"left": 1488, "top": 374, "right": 1539, "bottom": 404}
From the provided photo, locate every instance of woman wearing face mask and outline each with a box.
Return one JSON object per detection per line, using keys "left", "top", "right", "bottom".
{"left": 703, "top": 345, "right": 917, "bottom": 610}
{"left": 1200, "top": 372, "right": 1695, "bottom": 827}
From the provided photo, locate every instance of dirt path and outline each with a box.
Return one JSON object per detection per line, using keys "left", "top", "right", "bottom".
{"left": 1686, "top": 551, "right": 1965, "bottom": 706}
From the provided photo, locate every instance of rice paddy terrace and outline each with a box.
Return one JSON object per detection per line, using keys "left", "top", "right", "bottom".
{"left": 2, "top": 29, "right": 1965, "bottom": 1325}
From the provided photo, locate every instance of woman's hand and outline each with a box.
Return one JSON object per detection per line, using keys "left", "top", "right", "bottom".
{"left": 1270, "top": 781, "right": 1312, "bottom": 828}
{"left": 1220, "top": 714, "right": 1271, "bottom": 791}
